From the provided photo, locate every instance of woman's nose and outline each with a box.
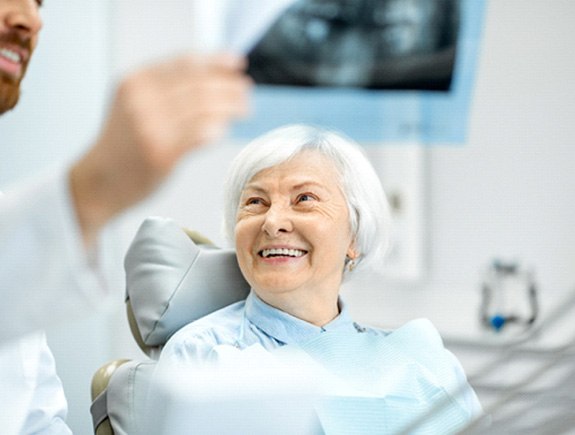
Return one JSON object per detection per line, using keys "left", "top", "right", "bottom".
{"left": 261, "top": 204, "right": 293, "bottom": 237}
{"left": 3, "top": 0, "right": 43, "bottom": 37}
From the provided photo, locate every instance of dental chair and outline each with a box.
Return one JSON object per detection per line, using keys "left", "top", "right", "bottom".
{"left": 90, "top": 217, "right": 251, "bottom": 435}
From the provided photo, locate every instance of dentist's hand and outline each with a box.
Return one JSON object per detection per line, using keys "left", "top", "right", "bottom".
{"left": 69, "top": 53, "right": 252, "bottom": 245}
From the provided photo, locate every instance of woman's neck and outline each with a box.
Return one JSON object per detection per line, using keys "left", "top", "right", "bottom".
{"left": 254, "top": 290, "right": 340, "bottom": 327}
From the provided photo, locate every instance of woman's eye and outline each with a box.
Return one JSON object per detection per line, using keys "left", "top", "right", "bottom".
{"left": 246, "top": 198, "right": 264, "bottom": 206}
{"left": 297, "top": 193, "right": 316, "bottom": 203}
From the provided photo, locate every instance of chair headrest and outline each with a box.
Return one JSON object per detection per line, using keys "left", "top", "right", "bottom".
{"left": 125, "top": 217, "right": 250, "bottom": 351}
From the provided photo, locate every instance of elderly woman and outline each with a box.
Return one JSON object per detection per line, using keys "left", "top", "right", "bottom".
{"left": 158, "top": 124, "right": 482, "bottom": 432}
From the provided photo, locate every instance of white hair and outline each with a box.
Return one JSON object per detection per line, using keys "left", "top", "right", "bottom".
{"left": 223, "top": 124, "right": 391, "bottom": 273}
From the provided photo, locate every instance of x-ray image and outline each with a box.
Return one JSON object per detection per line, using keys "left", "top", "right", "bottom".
{"left": 247, "top": 0, "right": 460, "bottom": 90}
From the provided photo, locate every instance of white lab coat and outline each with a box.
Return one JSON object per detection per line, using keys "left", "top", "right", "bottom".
{"left": 0, "top": 170, "right": 107, "bottom": 433}
{"left": 0, "top": 333, "right": 71, "bottom": 434}
{"left": 0, "top": 170, "right": 105, "bottom": 343}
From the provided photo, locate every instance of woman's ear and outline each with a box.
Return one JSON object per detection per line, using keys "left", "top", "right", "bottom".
{"left": 346, "top": 238, "right": 359, "bottom": 261}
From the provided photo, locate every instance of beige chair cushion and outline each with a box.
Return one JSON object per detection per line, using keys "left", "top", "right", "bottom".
{"left": 125, "top": 216, "right": 251, "bottom": 352}
{"left": 91, "top": 216, "right": 251, "bottom": 434}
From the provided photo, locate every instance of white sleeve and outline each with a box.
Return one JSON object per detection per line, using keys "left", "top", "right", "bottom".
{"left": 0, "top": 169, "right": 106, "bottom": 343}
{"left": 0, "top": 333, "right": 71, "bottom": 435}
{"left": 18, "top": 333, "right": 73, "bottom": 435}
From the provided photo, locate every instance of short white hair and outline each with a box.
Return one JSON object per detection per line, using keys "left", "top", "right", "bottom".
{"left": 223, "top": 124, "right": 391, "bottom": 272}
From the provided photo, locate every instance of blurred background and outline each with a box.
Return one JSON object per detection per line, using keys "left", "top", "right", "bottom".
{"left": 1, "top": 0, "right": 575, "bottom": 433}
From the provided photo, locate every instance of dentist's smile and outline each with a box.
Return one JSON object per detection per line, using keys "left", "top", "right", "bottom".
{"left": 0, "top": 46, "right": 26, "bottom": 79}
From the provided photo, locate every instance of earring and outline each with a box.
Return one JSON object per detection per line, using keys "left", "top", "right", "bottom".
{"left": 346, "top": 257, "right": 356, "bottom": 272}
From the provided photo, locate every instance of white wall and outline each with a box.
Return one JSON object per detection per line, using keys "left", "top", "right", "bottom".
{"left": 344, "top": 0, "right": 575, "bottom": 337}
{"left": 2, "top": 0, "right": 575, "bottom": 433}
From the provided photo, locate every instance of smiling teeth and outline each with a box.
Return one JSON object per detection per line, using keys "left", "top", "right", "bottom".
{"left": 0, "top": 48, "right": 21, "bottom": 63}
{"left": 261, "top": 248, "right": 306, "bottom": 258}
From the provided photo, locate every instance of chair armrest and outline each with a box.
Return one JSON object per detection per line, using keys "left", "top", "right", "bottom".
{"left": 91, "top": 359, "right": 131, "bottom": 435}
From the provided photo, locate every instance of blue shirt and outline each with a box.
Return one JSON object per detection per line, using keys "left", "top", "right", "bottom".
{"left": 161, "top": 291, "right": 388, "bottom": 363}
{"left": 159, "top": 291, "right": 483, "bottom": 434}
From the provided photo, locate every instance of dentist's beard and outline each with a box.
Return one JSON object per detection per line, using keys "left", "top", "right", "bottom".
{"left": 0, "top": 73, "right": 21, "bottom": 114}
{"left": 0, "top": 32, "right": 33, "bottom": 115}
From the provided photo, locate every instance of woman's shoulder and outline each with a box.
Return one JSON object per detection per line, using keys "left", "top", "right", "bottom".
{"left": 388, "top": 318, "right": 444, "bottom": 345}
{"left": 356, "top": 318, "right": 448, "bottom": 355}
{"left": 162, "top": 300, "right": 246, "bottom": 357}
{"left": 359, "top": 318, "right": 440, "bottom": 337}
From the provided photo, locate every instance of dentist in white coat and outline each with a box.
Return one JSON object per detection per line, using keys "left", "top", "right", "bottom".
{"left": 0, "top": 0, "right": 252, "bottom": 432}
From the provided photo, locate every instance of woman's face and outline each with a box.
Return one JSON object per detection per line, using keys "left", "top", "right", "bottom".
{"left": 235, "top": 150, "right": 356, "bottom": 310}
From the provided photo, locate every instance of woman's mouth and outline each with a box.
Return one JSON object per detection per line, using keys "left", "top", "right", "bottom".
{"left": 259, "top": 248, "right": 307, "bottom": 258}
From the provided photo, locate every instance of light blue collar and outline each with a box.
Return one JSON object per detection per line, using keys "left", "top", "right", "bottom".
{"left": 244, "top": 291, "right": 357, "bottom": 346}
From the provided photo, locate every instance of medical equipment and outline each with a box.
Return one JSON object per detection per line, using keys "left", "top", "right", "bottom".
{"left": 479, "top": 260, "right": 538, "bottom": 332}
{"left": 460, "top": 285, "right": 575, "bottom": 433}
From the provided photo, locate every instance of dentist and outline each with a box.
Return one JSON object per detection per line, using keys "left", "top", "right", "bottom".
{"left": 0, "top": 0, "right": 251, "bottom": 432}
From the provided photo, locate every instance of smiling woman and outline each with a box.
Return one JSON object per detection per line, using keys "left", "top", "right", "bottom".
{"left": 225, "top": 125, "right": 390, "bottom": 325}
{"left": 223, "top": 124, "right": 391, "bottom": 273}
{"left": 157, "top": 124, "right": 483, "bottom": 433}
{"left": 234, "top": 151, "right": 356, "bottom": 325}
